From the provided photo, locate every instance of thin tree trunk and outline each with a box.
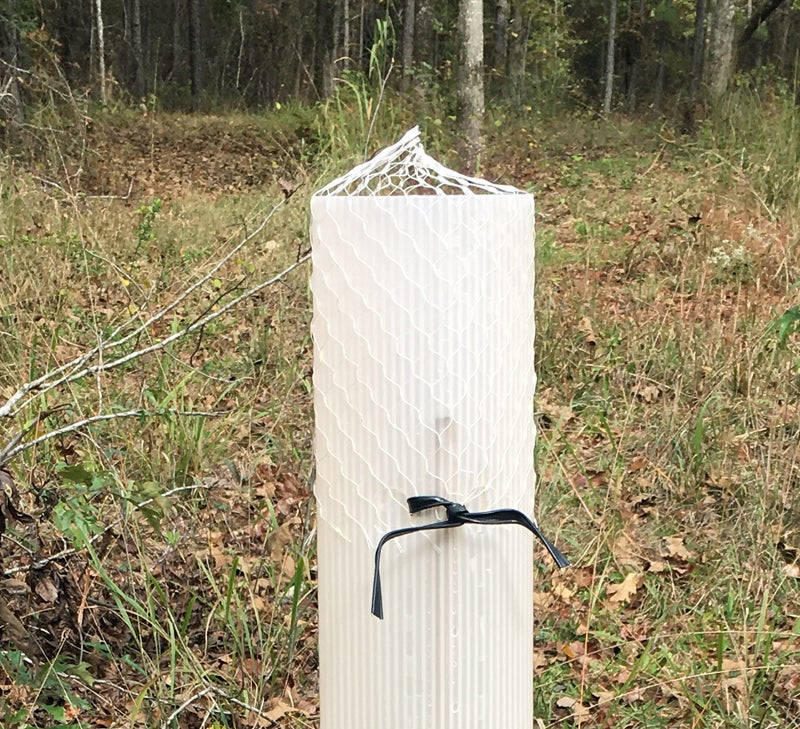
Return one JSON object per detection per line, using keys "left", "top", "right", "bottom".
{"left": 603, "top": 0, "right": 617, "bottom": 114}
{"left": 131, "top": 0, "right": 145, "bottom": 97}
{"left": 402, "top": 0, "right": 415, "bottom": 88}
{"left": 343, "top": 0, "right": 350, "bottom": 67}
{"left": 95, "top": 0, "right": 107, "bottom": 104}
{"left": 653, "top": 53, "right": 665, "bottom": 114}
{"left": 294, "top": 28, "right": 303, "bottom": 97}
{"left": 739, "top": 0, "right": 790, "bottom": 45}
{"left": 506, "top": 0, "right": 530, "bottom": 101}
{"left": 627, "top": 60, "right": 637, "bottom": 113}
{"left": 776, "top": 0, "right": 791, "bottom": 73}
{"left": 690, "top": 0, "right": 706, "bottom": 99}
{"left": 236, "top": 6, "right": 244, "bottom": 89}
{"left": 415, "top": 0, "right": 435, "bottom": 67}
{"left": 359, "top": 0, "right": 365, "bottom": 69}
{"left": 457, "top": 0, "right": 484, "bottom": 168}
{"left": 317, "top": 0, "right": 335, "bottom": 98}
{"left": 493, "top": 0, "right": 509, "bottom": 73}
{"left": 173, "top": 0, "right": 184, "bottom": 83}
{"left": 188, "top": 0, "right": 203, "bottom": 103}
{"left": 707, "top": 0, "right": 735, "bottom": 98}
{"left": 332, "top": 0, "right": 342, "bottom": 67}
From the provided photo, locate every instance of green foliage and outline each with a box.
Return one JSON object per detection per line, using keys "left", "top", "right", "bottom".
{"left": 135, "top": 198, "right": 162, "bottom": 251}
{"left": 774, "top": 304, "right": 800, "bottom": 348}
{"left": 317, "top": 18, "right": 407, "bottom": 167}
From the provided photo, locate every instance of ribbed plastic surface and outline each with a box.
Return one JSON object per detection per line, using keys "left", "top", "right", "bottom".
{"left": 311, "top": 132, "right": 536, "bottom": 729}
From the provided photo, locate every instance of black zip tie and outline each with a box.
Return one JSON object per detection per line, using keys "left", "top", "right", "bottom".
{"left": 371, "top": 495, "right": 570, "bottom": 619}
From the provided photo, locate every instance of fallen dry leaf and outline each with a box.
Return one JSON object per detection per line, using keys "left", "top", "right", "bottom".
{"left": 633, "top": 382, "right": 661, "bottom": 402}
{"left": 627, "top": 455, "right": 648, "bottom": 472}
{"left": 267, "top": 521, "right": 294, "bottom": 563}
{"left": 556, "top": 695, "right": 591, "bottom": 723}
{"left": 607, "top": 572, "right": 644, "bottom": 604}
{"left": 552, "top": 580, "right": 575, "bottom": 602}
{"left": 33, "top": 577, "right": 59, "bottom": 603}
{"left": 265, "top": 699, "right": 292, "bottom": 722}
{"left": 613, "top": 533, "right": 644, "bottom": 569}
{"left": 782, "top": 563, "right": 800, "bottom": 579}
{"left": 594, "top": 689, "right": 616, "bottom": 706}
{"left": 559, "top": 641, "right": 585, "bottom": 660}
{"left": 662, "top": 536, "right": 696, "bottom": 561}
{"left": 578, "top": 316, "right": 597, "bottom": 345}
{"left": 647, "top": 559, "right": 668, "bottom": 573}
{"left": 536, "top": 389, "right": 575, "bottom": 426}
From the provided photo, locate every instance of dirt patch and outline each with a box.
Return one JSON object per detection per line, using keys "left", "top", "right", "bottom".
{"left": 84, "top": 113, "right": 314, "bottom": 199}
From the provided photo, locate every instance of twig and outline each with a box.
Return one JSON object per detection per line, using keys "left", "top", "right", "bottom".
{"left": 52, "top": 254, "right": 310, "bottom": 387}
{"left": 0, "top": 407, "right": 68, "bottom": 465}
{"left": 212, "top": 687, "right": 277, "bottom": 725}
{"left": 2, "top": 481, "right": 217, "bottom": 578}
{"left": 363, "top": 58, "right": 394, "bottom": 160}
{"left": 160, "top": 686, "right": 214, "bottom": 729}
{"left": 639, "top": 144, "right": 665, "bottom": 178}
{"left": 86, "top": 177, "right": 135, "bottom": 201}
{"left": 0, "top": 408, "right": 229, "bottom": 466}
{"left": 0, "top": 199, "right": 291, "bottom": 420}
{"left": 159, "top": 684, "right": 282, "bottom": 729}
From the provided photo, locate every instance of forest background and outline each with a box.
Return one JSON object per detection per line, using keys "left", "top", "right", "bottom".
{"left": 2, "top": 0, "right": 800, "bottom": 728}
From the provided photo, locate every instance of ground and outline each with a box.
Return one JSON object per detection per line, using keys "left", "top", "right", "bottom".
{"left": 0, "top": 108, "right": 798, "bottom": 728}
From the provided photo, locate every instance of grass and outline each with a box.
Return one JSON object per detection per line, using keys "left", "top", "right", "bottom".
{"left": 0, "top": 89, "right": 799, "bottom": 727}
{"left": 530, "top": 117, "right": 800, "bottom": 727}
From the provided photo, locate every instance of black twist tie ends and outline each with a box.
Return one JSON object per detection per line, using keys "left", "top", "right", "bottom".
{"left": 371, "top": 495, "right": 569, "bottom": 619}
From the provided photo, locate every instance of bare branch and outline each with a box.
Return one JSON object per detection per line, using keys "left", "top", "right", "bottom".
{"left": 739, "top": 0, "right": 788, "bottom": 46}
{"left": 55, "top": 253, "right": 311, "bottom": 388}
{"left": 160, "top": 687, "right": 215, "bottom": 729}
{"left": 0, "top": 198, "right": 291, "bottom": 420}
{"left": 0, "top": 409, "right": 229, "bottom": 466}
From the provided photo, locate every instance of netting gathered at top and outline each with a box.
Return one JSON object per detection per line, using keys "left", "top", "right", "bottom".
{"left": 315, "top": 126, "right": 527, "bottom": 197}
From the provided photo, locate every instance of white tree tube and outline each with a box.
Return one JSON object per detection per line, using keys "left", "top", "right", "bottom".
{"left": 311, "top": 129, "right": 538, "bottom": 729}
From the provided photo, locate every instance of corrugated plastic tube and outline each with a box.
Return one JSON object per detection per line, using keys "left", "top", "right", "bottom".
{"left": 310, "top": 128, "right": 562, "bottom": 729}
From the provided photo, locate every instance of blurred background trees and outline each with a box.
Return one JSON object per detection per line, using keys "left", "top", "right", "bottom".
{"left": 0, "top": 0, "right": 798, "bottom": 127}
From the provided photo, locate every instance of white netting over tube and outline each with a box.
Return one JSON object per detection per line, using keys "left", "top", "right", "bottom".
{"left": 316, "top": 126, "right": 525, "bottom": 197}
{"left": 311, "top": 127, "right": 537, "bottom": 729}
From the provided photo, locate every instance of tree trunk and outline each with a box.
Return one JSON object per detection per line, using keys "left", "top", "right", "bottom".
{"left": 95, "top": 0, "right": 107, "bottom": 104}
{"left": 172, "top": 0, "right": 185, "bottom": 84}
{"left": 188, "top": 0, "right": 203, "bottom": 103}
{"left": 627, "top": 58, "right": 637, "bottom": 113}
{"left": 358, "top": 0, "right": 366, "bottom": 70}
{"left": 415, "top": 0, "right": 435, "bottom": 67}
{"left": 690, "top": 0, "right": 707, "bottom": 99}
{"left": 457, "top": 0, "right": 484, "bottom": 169}
{"left": 402, "top": 0, "right": 415, "bottom": 88}
{"left": 506, "top": 0, "right": 530, "bottom": 102}
{"left": 653, "top": 53, "right": 665, "bottom": 114}
{"left": 342, "top": 0, "right": 350, "bottom": 68}
{"left": 131, "top": 0, "right": 145, "bottom": 97}
{"left": 603, "top": 0, "right": 617, "bottom": 114}
{"left": 316, "top": 0, "right": 335, "bottom": 98}
{"left": 493, "top": 0, "right": 509, "bottom": 73}
{"left": 776, "top": 0, "right": 791, "bottom": 73}
{"left": 332, "top": 0, "right": 352, "bottom": 72}
{"left": 236, "top": 5, "right": 245, "bottom": 89}
{"left": 739, "top": 0, "right": 789, "bottom": 45}
{"left": 707, "top": 0, "right": 736, "bottom": 98}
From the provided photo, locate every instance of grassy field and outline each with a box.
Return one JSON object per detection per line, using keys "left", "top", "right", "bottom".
{"left": 0, "top": 96, "right": 799, "bottom": 728}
